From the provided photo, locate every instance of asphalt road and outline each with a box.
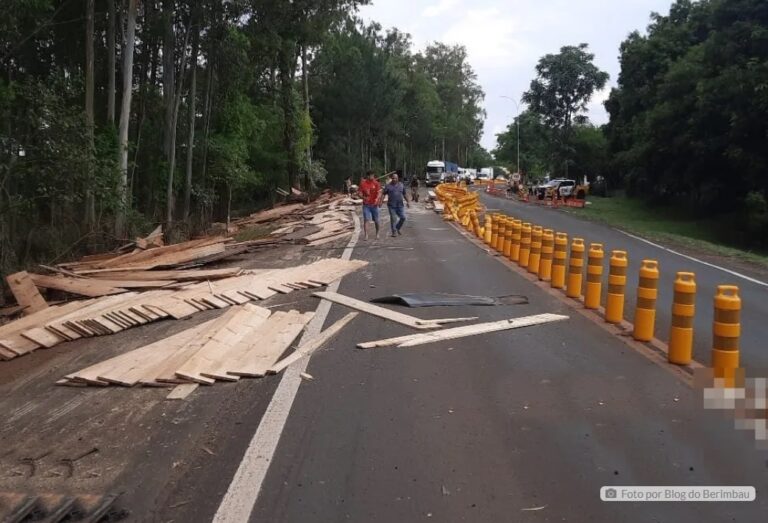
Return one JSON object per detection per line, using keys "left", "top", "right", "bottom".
{"left": 476, "top": 191, "right": 768, "bottom": 370}
{"left": 246, "top": 199, "right": 768, "bottom": 522}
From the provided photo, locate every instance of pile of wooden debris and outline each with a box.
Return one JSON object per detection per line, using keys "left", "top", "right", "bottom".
{"left": 3, "top": 192, "right": 355, "bottom": 316}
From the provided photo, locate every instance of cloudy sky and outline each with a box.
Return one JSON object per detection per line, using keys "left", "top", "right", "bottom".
{"left": 358, "top": 0, "right": 673, "bottom": 151}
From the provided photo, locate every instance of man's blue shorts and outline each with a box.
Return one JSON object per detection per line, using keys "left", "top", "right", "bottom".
{"left": 362, "top": 204, "right": 379, "bottom": 222}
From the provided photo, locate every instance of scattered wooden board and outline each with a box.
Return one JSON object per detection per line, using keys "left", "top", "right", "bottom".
{"left": 175, "top": 305, "right": 272, "bottom": 384}
{"left": 313, "top": 291, "right": 458, "bottom": 330}
{"left": 166, "top": 383, "right": 198, "bottom": 400}
{"left": 29, "top": 273, "right": 129, "bottom": 297}
{"left": 269, "top": 312, "right": 358, "bottom": 374}
{"left": 5, "top": 271, "right": 48, "bottom": 315}
{"left": 227, "top": 311, "right": 314, "bottom": 378}
{"left": 357, "top": 313, "right": 569, "bottom": 349}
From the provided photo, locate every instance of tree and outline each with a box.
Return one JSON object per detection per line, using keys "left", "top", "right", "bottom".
{"left": 523, "top": 43, "right": 608, "bottom": 176}
{"left": 116, "top": 0, "right": 138, "bottom": 237}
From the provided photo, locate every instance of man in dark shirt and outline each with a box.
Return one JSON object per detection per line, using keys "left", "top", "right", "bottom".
{"left": 380, "top": 173, "right": 409, "bottom": 237}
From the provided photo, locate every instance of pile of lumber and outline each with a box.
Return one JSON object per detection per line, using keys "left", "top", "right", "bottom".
{"left": 59, "top": 304, "right": 314, "bottom": 387}
{"left": 230, "top": 191, "right": 354, "bottom": 246}
{"left": 0, "top": 259, "right": 367, "bottom": 361}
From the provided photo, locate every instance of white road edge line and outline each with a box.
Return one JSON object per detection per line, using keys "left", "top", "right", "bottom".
{"left": 212, "top": 213, "right": 361, "bottom": 523}
{"left": 616, "top": 229, "right": 768, "bottom": 288}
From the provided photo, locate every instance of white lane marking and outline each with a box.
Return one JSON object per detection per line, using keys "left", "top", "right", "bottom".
{"left": 213, "top": 214, "right": 361, "bottom": 523}
{"left": 616, "top": 230, "right": 768, "bottom": 288}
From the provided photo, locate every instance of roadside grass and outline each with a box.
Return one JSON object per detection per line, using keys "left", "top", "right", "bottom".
{"left": 566, "top": 195, "right": 768, "bottom": 269}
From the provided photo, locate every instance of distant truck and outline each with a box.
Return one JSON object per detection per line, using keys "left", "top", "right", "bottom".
{"left": 477, "top": 167, "right": 493, "bottom": 181}
{"left": 425, "top": 160, "right": 459, "bottom": 187}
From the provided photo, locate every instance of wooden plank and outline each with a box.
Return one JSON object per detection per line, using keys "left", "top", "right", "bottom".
{"left": 183, "top": 305, "right": 273, "bottom": 382}
{"left": 313, "top": 291, "right": 440, "bottom": 330}
{"left": 226, "top": 311, "right": 314, "bottom": 378}
{"left": 67, "top": 319, "right": 215, "bottom": 386}
{"left": 176, "top": 305, "right": 271, "bottom": 382}
{"left": 166, "top": 383, "right": 199, "bottom": 400}
{"left": 28, "top": 273, "right": 128, "bottom": 297}
{"left": 357, "top": 313, "right": 570, "bottom": 349}
{"left": 86, "top": 267, "right": 242, "bottom": 281}
{"left": 269, "top": 312, "right": 358, "bottom": 374}
{"left": 5, "top": 271, "right": 48, "bottom": 314}
{"left": 142, "top": 319, "right": 228, "bottom": 385}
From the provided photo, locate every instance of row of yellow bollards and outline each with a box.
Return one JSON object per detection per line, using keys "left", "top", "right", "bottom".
{"left": 472, "top": 212, "right": 742, "bottom": 382}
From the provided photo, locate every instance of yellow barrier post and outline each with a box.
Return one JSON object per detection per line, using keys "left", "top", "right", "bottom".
{"left": 503, "top": 218, "right": 513, "bottom": 258}
{"left": 538, "top": 229, "right": 554, "bottom": 281}
{"left": 510, "top": 220, "right": 522, "bottom": 262}
{"left": 633, "top": 259, "right": 659, "bottom": 342}
{"left": 551, "top": 232, "right": 568, "bottom": 289}
{"left": 484, "top": 215, "right": 493, "bottom": 245}
{"left": 668, "top": 272, "right": 696, "bottom": 365}
{"left": 528, "top": 226, "right": 543, "bottom": 274}
{"left": 712, "top": 285, "right": 741, "bottom": 385}
{"left": 491, "top": 214, "right": 500, "bottom": 250}
{"left": 566, "top": 238, "right": 585, "bottom": 299}
{"left": 496, "top": 217, "right": 507, "bottom": 252}
{"left": 605, "top": 250, "right": 628, "bottom": 323}
{"left": 519, "top": 223, "right": 532, "bottom": 267}
{"left": 584, "top": 243, "right": 604, "bottom": 309}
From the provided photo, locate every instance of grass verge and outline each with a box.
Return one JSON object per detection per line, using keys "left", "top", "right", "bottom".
{"left": 566, "top": 195, "right": 768, "bottom": 269}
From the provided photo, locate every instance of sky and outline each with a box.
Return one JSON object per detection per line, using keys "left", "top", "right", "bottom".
{"left": 358, "top": 0, "right": 673, "bottom": 152}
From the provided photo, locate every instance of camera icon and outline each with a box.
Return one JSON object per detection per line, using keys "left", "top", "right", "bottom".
{"left": 605, "top": 488, "right": 617, "bottom": 499}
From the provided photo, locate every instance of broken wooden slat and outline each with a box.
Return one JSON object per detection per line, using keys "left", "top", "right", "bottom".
{"left": 357, "top": 313, "right": 570, "bottom": 349}
{"left": 269, "top": 312, "right": 358, "bottom": 374}
{"left": 313, "top": 291, "right": 445, "bottom": 330}
{"left": 166, "top": 383, "right": 198, "bottom": 400}
{"left": 5, "top": 271, "right": 48, "bottom": 315}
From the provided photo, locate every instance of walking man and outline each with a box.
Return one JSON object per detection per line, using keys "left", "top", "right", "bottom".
{"left": 359, "top": 170, "right": 381, "bottom": 240}
{"left": 380, "top": 172, "right": 409, "bottom": 237}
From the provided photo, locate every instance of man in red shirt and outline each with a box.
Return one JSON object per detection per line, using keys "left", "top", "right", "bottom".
{"left": 359, "top": 170, "right": 381, "bottom": 240}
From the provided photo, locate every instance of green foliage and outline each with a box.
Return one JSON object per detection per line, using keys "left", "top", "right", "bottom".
{"left": 605, "top": 0, "right": 768, "bottom": 225}
{"left": 310, "top": 19, "right": 486, "bottom": 187}
{"left": 521, "top": 43, "right": 609, "bottom": 177}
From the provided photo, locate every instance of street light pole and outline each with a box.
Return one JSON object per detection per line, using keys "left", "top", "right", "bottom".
{"left": 500, "top": 95, "right": 522, "bottom": 176}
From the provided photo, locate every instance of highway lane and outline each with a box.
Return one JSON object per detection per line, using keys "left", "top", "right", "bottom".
{"left": 248, "top": 199, "right": 768, "bottom": 523}
{"left": 477, "top": 191, "right": 768, "bottom": 370}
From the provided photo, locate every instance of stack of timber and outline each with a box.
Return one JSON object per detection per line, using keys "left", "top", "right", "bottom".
{"left": 0, "top": 259, "right": 367, "bottom": 361}
{"left": 59, "top": 304, "right": 314, "bottom": 387}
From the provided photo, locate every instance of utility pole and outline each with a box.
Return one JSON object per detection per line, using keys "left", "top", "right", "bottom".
{"left": 501, "top": 95, "right": 522, "bottom": 174}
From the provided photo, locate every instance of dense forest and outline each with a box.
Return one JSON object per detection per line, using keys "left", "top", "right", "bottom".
{"left": 0, "top": 0, "right": 487, "bottom": 274}
{"left": 494, "top": 0, "right": 768, "bottom": 247}
{"left": 605, "top": 0, "right": 768, "bottom": 245}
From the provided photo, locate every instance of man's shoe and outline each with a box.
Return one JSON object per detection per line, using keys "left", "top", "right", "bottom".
{"left": 397, "top": 229, "right": 402, "bottom": 236}
{"left": 391, "top": 232, "right": 397, "bottom": 237}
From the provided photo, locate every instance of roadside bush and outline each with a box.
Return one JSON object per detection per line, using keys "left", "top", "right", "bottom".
{"left": 743, "top": 191, "right": 768, "bottom": 248}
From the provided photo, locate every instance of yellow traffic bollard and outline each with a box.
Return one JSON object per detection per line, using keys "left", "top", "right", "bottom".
{"left": 497, "top": 217, "right": 507, "bottom": 253}
{"left": 605, "top": 250, "right": 628, "bottom": 323}
{"left": 519, "top": 223, "right": 532, "bottom": 267}
{"left": 566, "top": 238, "right": 585, "bottom": 299}
{"left": 510, "top": 220, "right": 522, "bottom": 262}
{"left": 483, "top": 215, "right": 492, "bottom": 245}
{"left": 528, "top": 226, "right": 543, "bottom": 274}
{"left": 491, "top": 214, "right": 500, "bottom": 249}
{"left": 538, "top": 229, "right": 554, "bottom": 281}
{"left": 668, "top": 272, "right": 696, "bottom": 365}
{"left": 551, "top": 232, "right": 568, "bottom": 289}
{"left": 503, "top": 218, "right": 513, "bottom": 258}
{"left": 712, "top": 285, "right": 741, "bottom": 385}
{"left": 633, "top": 259, "right": 659, "bottom": 342}
{"left": 584, "top": 243, "right": 604, "bottom": 309}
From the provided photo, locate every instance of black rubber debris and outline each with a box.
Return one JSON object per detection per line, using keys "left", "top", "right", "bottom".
{"left": 370, "top": 293, "right": 528, "bottom": 307}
